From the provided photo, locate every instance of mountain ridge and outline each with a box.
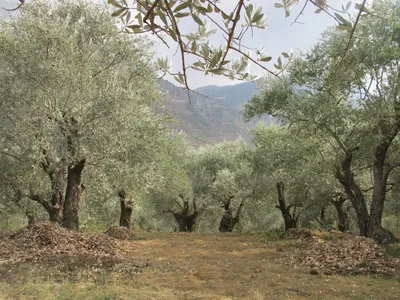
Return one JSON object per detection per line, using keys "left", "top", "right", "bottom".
{"left": 159, "top": 80, "right": 273, "bottom": 146}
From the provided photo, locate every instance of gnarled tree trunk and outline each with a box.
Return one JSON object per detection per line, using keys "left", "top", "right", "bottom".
{"left": 369, "top": 124, "right": 399, "bottom": 244}
{"left": 167, "top": 195, "right": 200, "bottom": 232}
{"left": 331, "top": 196, "right": 350, "bottom": 232}
{"left": 275, "top": 182, "right": 299, "bottom": 230}
{"left": 336, "top": 148, "right": 397, "bottom": 244}
{"left": 37, "top": 148, "right": 67, "bottom": 223}
{"left": 48, "top": 167, "right": 66, "bottom": 223}
{"left": 219, "top": 196, "right": 244, "bottom": 233}
{"left": 118, "top": 190, "right": 133, "bottom": 228}
{"left": 62, "top": 159, "right": 85, "bottom": 230}
{"left": 335, "top": 151, "right": 370, "bottom": 236}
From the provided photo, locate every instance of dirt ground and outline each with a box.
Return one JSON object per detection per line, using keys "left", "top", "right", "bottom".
{"left": 0, "top": 232, "right": 399, "bottom": 300}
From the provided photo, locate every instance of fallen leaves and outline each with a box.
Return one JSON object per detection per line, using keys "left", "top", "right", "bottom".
{"left": 0, "top": 222, "right": 123, "bottom": 265}
{"left": 292, "top": 235, "right": 400, "bottom": 276}
{"left": 286, "top": 228, "right": 318, "bottom": 243}
{"left": 104, "top": 226, "right": 133, "bottom": 240}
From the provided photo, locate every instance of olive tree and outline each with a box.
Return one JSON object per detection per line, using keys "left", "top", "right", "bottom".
{"left": 187, "top": 139, "right": 252, "bottom": 232}
{"left": 250, "top": 124, "right": 330, "bottom": 230}
{"left": 0, "top": 0, "right": 168, "bottom": 230}
{"left": 244, "top": 0, "right": 400, "bottom": 243}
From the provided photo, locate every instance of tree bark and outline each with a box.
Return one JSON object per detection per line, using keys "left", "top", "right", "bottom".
{"left": 118, "top": 190, "right": 133, "bottom": 228}
{"left": 336, "top": 147, "right": 397, "bottom": 243}
{"left": 219, "top": 196, "right": 244, "bottom": 232}
{"left": 38, "top": 148, "right": 67, "bottom": 223}
{"left": 331, "top": 196, "right": 350, "bottom": 232}
{"left": 369, "top": 121, "right": 399, "bottom": 244}
{"left": 276, "top": 182, "right": 299, "bottom": 230}
{"left": 48, "top": 167, "right": 66, "bottom": 223}
{"left": 335, "top": 151, "right": 370, "bottom": 236}
{"left": 172, "top": 212, "right": 198, "bottom": 232}
{"left": 168, "top": 195, "right": 199, "bottom": 232}
{"left": 62, "top": 159, "right": 85, "bottom": 230}
{"left": 219, "top": 208, "right": 233, "bottom": 232}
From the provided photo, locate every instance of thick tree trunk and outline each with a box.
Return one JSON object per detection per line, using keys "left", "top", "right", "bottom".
{"left": 369, "top": 130, "right": 399, "bottom": 244}
{"left": 169, "top": 196, "right": 199, "bottom": 232}
{"left": 39, "top": 148, "right": 67, "bottom": 223}
{"left": 331, "top": 197, "right": 350, "bottom": 232}
{"left": 335, "top": 151, "right": 370, "bottom": 236}
{"left": 219, "top": 197, "right": 244, "bottom": 233}
{"left": 186, "top": 212, "right": 198, "bottom": 232}
{"left": 219, "top": 208, "right": 233, "bottom": 232}
{"left": 336, "top": 146, "right": 397, "bottom": 243}
{"left": 174, "top": 214, "right": 186, "bottom": 232}
{"left": 173, "top": 213, "right": 198, "bottom": 232}
{"left": 62, "top": 160, "right": 85, "bottom": 230}
{"left": 48, "top": 167, "right": 66, "bottom": 223}
{"left": 276, "top": 182, "right": 299, "bottom": 230}
{"left": 118, "top": 190, "right": 133, "bottom": 228}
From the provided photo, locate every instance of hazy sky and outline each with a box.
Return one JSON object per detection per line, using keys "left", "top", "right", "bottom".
{"left": 1, "top": 0, "right": 360, "bottom": 88}
{"left": 156, "top": 0, "right": 357, "bottom": 88}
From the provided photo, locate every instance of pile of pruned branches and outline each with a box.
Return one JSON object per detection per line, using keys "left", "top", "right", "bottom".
{"left": 293, "top": 235, "right": 400, "bottom": 276}
{"left": 0, "top": 222, "right": 122, "bottom": 264}
{"left": 104, "top": 226, "right": 133, "bottom": 240}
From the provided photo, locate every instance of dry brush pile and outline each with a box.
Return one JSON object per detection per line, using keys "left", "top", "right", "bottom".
{"left": 0, "top": 222, "right": 123, "bottom": 265}
{"left": 104, "top": 226, "right": 133, "bottom": 240}
{"left": 288, "top": 229, "right": 400, "bottom": 276}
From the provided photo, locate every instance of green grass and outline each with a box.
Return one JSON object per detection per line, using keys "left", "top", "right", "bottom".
{"left": 385, "top": 244, "right": 400, "bottom": 258}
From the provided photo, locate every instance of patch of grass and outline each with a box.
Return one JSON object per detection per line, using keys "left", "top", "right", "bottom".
{"left": 278, "top": 241, "right": 310, "bottom": 249}
{"left": 313, "top": 230, "right": 349, "bottom": 241}
{"left": 320, "top": 233, "right": 336, "bottom": 241}
{"left": 385, "top": 244, "right": 400, "bottom": 258}
{"left": 262, "top": 229, "right": 287, "bottom": 242}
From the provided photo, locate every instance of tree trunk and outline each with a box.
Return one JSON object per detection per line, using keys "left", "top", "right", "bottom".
{"left": 369, "top": 130, "right": 399, "bottom": 244}
{"left": 276, "top": 182, "right": 299, "bottom": 230}
{"left": 48, "top": 167, "right": 66, "bottom": 223}
{"left": 62, "top": 160, "right": 85, "bottom": 230}
{"left": 219, "top": 208, "right": 233, "bottom": 232}
{"left": 186, "top": 212, "right": 198, "bottom": 232}
{"left": 219, "top": 197, "right": 244, "bottom": 233}
{"left": 331, "top": 197, "right": 350, "bottom": 232}
{"left": 336, "top": 145, "right": 397, "bottom": 243}
{"left": 169, "top": 196, "right": 199, "bottom": 232}
{"left": 173, "top": 213, "right": 198, "bottom": 232}
{"left": 118, "top": 190, "right": 133, "bottom": 228}
{"left": 219, "top": 196, "right": 234, "bottom": 232}
{"left": 335, "top": 151, "right": 370, "bottom": 236}
{"left": 38, "top": 148, "right": 67, "bottom": 223}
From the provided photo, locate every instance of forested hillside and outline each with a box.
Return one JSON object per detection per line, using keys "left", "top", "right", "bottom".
{"left": 160, "top": 80, "right": 274, "bottom": 146}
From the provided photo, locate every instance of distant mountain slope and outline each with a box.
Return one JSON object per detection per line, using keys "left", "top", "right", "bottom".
{"left": 158, "top": 80, "right": 273, "bottom": 147}
{"left": 195, "top": 81, "right": 259, "bottom": 108}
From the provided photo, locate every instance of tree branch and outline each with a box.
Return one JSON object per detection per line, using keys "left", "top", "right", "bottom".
{"left": 143, "top": 0, "right": 160, "bottom": 24}
{"left": 217, "top": 0, "right": 244, "bottom": 69}
{"left": 230, "top": 46, "right": 277, "bottom": 77}
{"left": 291, "top": 0, "right": 309, "bottom": 26}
